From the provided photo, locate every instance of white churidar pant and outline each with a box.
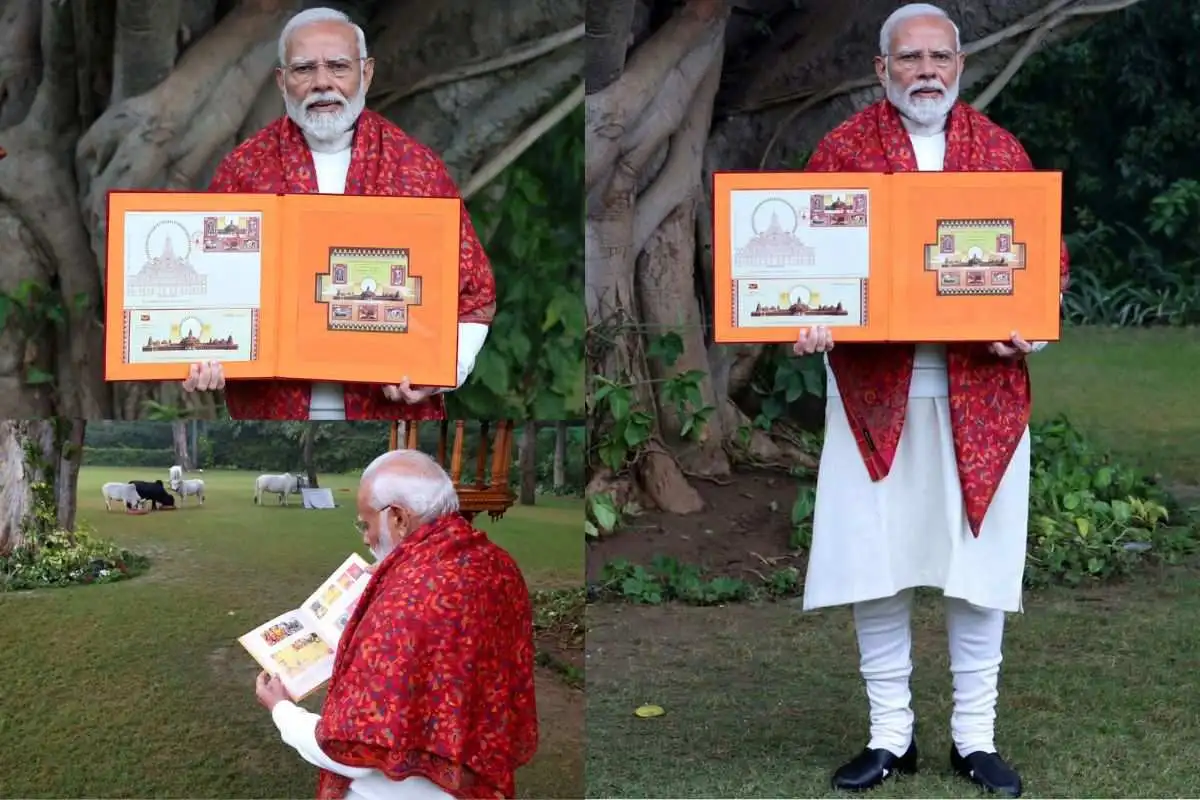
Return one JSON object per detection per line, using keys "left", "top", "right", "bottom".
{"left": 803, "top": 344, "right": 1028, "bottom": 757}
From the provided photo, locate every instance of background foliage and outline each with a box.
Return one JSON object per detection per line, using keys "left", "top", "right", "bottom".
{"left": 449, "top": 109, "right": 585, "bottom": 420}
{"left": 84, "top": 420, "right": 586, "bottom": 491}
{"left": 988, "top": 0, "right": 1200, "bottom": 328}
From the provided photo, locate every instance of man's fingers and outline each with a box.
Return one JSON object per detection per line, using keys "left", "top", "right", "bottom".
{"left": 382, "top": 385, "right": 400, "bottom": 402}
{"left": 182, "top": 363, "right": 200, "bottom": 392}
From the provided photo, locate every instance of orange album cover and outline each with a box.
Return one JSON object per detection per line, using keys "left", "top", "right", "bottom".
{"left": 104, "top": 191, "right": 461, "bottom": 386}
{"left": 711, "top": 170, "right": 1063, "bottom": 344}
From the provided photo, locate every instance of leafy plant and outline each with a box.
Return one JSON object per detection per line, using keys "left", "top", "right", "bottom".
{"left": 448, "top": 108, "right": 584, "bottom": 420}
{"left": 1024, "top": 416, "right": 1195, "bottom": 585}
{"left": 589, "top": 331, "right": 714, "bottom": 473}
{"left": 0, "top": 477, "right": 149, "bottom": 592}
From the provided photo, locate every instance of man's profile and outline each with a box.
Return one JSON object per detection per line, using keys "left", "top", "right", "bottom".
{"left": 254, "top": 449, "right": 538, "bottom": 799}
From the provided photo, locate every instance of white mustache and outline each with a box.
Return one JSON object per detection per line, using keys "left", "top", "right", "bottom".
{"left": 304, "top": 92, "right": 346, "bottom": 110}
{"left": 907, "top": 81, "right": 946, "bottom": 97}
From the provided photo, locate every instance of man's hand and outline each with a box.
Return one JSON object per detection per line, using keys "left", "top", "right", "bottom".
{"left": 382, "top": 377, "right": 435, "bottom": 404}
{"left": 182, "top": 361, "right": 225, "bottom": 392}
{"left": 255, "top": 671, "right": 292, "bottom": 711}
{"left": 989, "top": 330, "right": 1033, "bottom": 359}
{"left": 793, "top": 325, "right": 835, "bottom": 356}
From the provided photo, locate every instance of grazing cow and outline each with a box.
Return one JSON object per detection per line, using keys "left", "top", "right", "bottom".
{"left": 101, "top": 481, "right": 142, "bottom": 511}
{"left": 175, "top": 478, "right": 206, "bottom": 505}
{"left": 254, "top": 473, "right": 307, "bottom": 506}
{"left": 129, "top": 480, "right": 176, "bottom": 510}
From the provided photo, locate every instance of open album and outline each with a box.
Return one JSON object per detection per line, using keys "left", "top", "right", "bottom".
{"left": 237, "top": 553, "right": 373, "bottom": 701}
{"left": 103, "top": 191, "right": 461, "bottom": 386}
{"left": 712, "top": 170, "right": 1064, "bottom": 344}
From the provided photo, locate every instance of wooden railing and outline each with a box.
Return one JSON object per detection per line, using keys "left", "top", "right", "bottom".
{"left": 389, "top": 420, "right": 517, "bottom": 521}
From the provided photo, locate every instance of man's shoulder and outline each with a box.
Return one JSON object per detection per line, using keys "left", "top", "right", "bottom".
{"left": 365, "top": 110, "right": 448, "bottom": 170}
{"left": 218, "top": 117, "right": 287, "bottom": 169}
{"left": 817, "top": 100, "right": 886, "bottom": 154}
{"left": 956, "top": 102, "right": 1028, "bottom": 153}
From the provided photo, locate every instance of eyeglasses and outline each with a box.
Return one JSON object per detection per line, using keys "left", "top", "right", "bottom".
{"left": 283, "top": 58, "right": 364, "bottom": 81}
{"left": 887, "top": 50, "right": 957, "bottom": 71}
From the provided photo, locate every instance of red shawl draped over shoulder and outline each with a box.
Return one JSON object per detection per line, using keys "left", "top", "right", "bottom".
{"left": 313, "top": 513, "right": 538, "bottom": 800}
{"left": 805, "top": 99, "right": 1070, "bottom": 536}
{"left": 208, "top": 110, "right": 497, "bottom": 420}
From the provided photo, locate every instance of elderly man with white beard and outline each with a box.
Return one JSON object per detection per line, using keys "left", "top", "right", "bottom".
{"left": 183, "top": 7, "right": 496, "bottom": 422}
{"left": 253, "top": 450, "right": 539, "bottom": 800}
{"left": 793, "top": 3, "right": 1070, "bottom": 798}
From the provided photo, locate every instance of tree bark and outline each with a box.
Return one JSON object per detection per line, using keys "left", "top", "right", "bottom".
{"left": 0, "top": 419, "right": 62, "bottom": 554}
{"left": 553, "top": 420, "right": 567, "bottom": 489}
{"left": 171, "top": 419, "right": 190, "bottom": 470}
{"left": 303, "top": 423, "right": 319, "bottom": 489}
{"left": 519, "top": 420, "right": 538, "bottom": 505}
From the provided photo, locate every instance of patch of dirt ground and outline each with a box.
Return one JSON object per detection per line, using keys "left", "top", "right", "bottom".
{"left": 586, "top": 470, "right": 805, "bottom": 581}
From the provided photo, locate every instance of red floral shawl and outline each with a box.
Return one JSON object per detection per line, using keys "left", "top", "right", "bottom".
{"left": 208, "top": 110, "right": 497, "bottom": 421}
{"left": 314, "top": 513, "right": 538, "bottom": 800}
{"left": 805, "top": 99, "right": 1070, "bottom": 535}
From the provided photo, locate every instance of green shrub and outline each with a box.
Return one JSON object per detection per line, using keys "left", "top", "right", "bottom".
{"left": 0, "top": 481, "right": 149, "bottom": 591}
{"left": 785, "top": 415, "right": 1195, "bottom": 588}
{"left": 82, "top": 447, "right": 176, "bottom": 468}
{"left": 1025, "top": 415, "right": 1194, "bottom": 585}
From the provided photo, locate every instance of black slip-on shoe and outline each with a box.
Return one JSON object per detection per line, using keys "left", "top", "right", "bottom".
{"left": 831, "top": 740, "right": 918, "bottom": 791}
{"left": 950, "top": 747, "right": 1023, "bottom": 797}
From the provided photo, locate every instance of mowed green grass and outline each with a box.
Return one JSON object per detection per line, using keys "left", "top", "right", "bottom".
{"left": 585, "top": 326, "right": 1200, "bottom": 798}
{"left": 1030, "top": 325, "right": 1200, "bottom": 482}
{"left": 0, "top": 468, "right": 583, "bottom": 798}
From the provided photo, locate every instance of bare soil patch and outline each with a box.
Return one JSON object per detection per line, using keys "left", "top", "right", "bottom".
{"left": 587, "top": 470, "right": 804, "bottom": 581}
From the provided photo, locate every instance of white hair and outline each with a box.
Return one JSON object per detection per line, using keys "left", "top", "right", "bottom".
{"left": 879, "top": 3, "right": 961, "bottom": 55}
{"left": 361, "top": 450, "right": 459, "bottom": 523}
{"left": 278, "top": 7, "right": 368, "bottom": 66}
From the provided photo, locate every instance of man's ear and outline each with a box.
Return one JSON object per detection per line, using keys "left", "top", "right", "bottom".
{"left": 874, "top": 55, "right": 888, "bottom": 86}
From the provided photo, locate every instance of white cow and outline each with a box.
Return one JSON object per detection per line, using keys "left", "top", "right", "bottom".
{"left": 255, "top": 473, "right": 307, "bottom": 506}
{"left": 168, "top": 465, "right": 183, "bottom": 490}
{"left": 101, "top": 481, "right": 141, "bottom": 511}
{"left": 175, "top": 478, "right": 206, "bottom": 505}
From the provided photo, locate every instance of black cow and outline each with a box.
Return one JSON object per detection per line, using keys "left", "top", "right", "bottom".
{"left": 128, "top": 480, "right": 176, "bottom": 510}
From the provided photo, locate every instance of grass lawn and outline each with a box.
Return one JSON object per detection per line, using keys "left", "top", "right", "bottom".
{"left": 585, "top": 325, "right": 1200, "bottom": 798}
{"left": 1029, "top": 325, "right": 1200, "bottom": 483}
{"left": 0, "top": 467, "right": 583, "bottom": 799}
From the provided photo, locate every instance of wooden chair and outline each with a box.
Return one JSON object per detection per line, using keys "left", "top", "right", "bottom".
{"left": 388, "top": 420, "right": 517, "bottom": 522}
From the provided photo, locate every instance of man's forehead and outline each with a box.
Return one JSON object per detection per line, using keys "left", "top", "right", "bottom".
{"left": 891, "top": 17, "right": 956, "bottom": 50}
{"left": 285, "top": 22, "right": 356, "bottom": 60}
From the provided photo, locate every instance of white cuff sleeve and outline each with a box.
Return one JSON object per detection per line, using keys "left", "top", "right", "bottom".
{"left": 271, "top": 701, "right": 374, "bottom": 779}
{"left": 437, "top": 322, "right": 489, "bottom": 394}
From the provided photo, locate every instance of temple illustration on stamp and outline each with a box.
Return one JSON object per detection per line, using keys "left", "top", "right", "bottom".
{"left": 122, "top": 214, "right": 262, "bottom": 363}
{"left": 923, "top": 218, "right": 1026, "bottom": 295}
{"left": 729, "top": 191, "right": 871, "bottom": 328}
{"left": 315, "top": 247, "right": 422, "bottom": 333}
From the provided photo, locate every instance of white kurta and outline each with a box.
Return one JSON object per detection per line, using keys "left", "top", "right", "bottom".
{"left": 802, "top": 132, "right": 1031, "bottom": 614}
{"left": 305, "top": 132, "right": 490, "bottom": 421}
{"left": 272, "top": 700, "right": 453, "bottom": 800}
